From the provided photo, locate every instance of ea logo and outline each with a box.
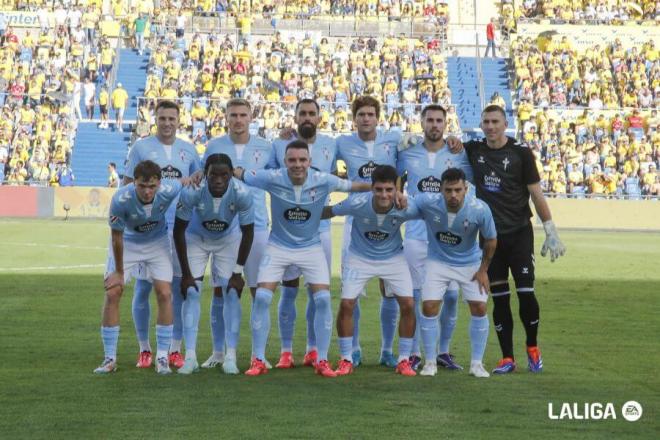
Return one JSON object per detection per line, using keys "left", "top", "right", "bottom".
{"left": 621, "top": 401, "right": 642, "bottom": 422}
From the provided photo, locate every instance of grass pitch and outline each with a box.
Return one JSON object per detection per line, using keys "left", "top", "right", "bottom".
{"left": 0, "top": 219, "right": 658, "bottom": 439}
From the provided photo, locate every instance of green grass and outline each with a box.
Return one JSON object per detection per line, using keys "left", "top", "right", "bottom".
{"left": 0, "top": 219, "right": 658, "bottom": 439}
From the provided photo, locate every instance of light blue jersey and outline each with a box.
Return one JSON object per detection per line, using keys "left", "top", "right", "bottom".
{"left": 244, "top": 168, "right": 351, "bottom": 249}
{"left": 336, "top": 130, "right": 400, "bottom": 182}
{"left": 124, "top": 136, "right": 202, "bottom": 227}
{"left": 270, "top": 134, "right": 338, "bottom": 233}
{"left": 332, "top": 193, "right": 417, "bottom": 260}
{"left": 175, "top": 177, "right": 254, "bottom": 240}
{"left": 109, "top": 180, "right": 182, "bottom": 244}
{"left": 204, "top": 135, "right": 273, "bottom": 231}
{"left": 397, "top": 141, "right": 473, "bottom": 241}
{"left": 408, "top": 193, "right": 496, "bottom": 266}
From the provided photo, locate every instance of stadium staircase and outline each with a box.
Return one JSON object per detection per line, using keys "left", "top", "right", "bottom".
{"left": 71, "top": 49, "right": 150, "bottom": 186}
{"left": 447, "top": 56, "right": 515, "bottom": 137}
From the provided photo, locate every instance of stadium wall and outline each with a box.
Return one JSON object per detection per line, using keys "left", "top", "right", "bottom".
{"left": 1, "top": 187, "right": 659, "bottom": 231}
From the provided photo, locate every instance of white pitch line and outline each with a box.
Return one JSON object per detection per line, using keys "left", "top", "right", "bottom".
{"left": 0, "top": 264, "right": 104, "bottom": 272}
{"left": 1, "top": 242, "right": 106, "bottom": 250}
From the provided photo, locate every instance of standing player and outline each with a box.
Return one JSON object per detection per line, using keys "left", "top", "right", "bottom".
{"left": 410, "top": 168, "right": 497, "bottom": 378}
{"left": 463, "top": 105, "right": 566, "bottom": 373}
{"left": 270, "top": 99, "right": 338, "bottom": 368}
{"left": 123, "top": 100, "right": 201, "bottom": 370}
{"left": 397, "top": 104, "right": 472, "bottom": 370}
{"left": 94, "top": 160, "right": 182, "bottom": 375}
{"left": 322, "top": 165, "right": 418, "bottom": 376}
{"left": 173, "top": 154, "right": 254, "bottom": 375}
{"left": 201, "top": 98, "right": 274, "bottom": 368}
{"left": 335, "top": 96, "right": 402, "bottom": 367}
{"left": 237, "top": 141, "right": 371, "bottom": 377}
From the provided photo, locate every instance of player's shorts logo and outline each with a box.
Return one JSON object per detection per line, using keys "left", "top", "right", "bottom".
{"left": 284, "top": 207, "right": 311, "bottom": 224}
{"left": 202, "top": 219, "right": 230, "bottom": 232}
{"left": 436, "top": 231, "right": 462, "bottom": 246}
{"left": 161, "top": 165, "right": 183, "bottom": 179}
{"left": 358, "top": 161, "right": 378, "bottom": 179}
{"left": 365, "top": 230, "right": 389, "bottom": 241}
{"left": 134, "top": 221, "right": 159, "bottom": 233}
{"left": 418, "top": 175, "right": 442, "bottom": 192}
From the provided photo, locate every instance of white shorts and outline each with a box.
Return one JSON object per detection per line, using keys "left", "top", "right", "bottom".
{"left": 187, "top": 232, "right": 241, "bottom": 287}
{"left": 245, "top": 229, "right": 269, "bottom": 288}
{"left": 421, "top": 259, "right": 487, "bottom": 303}
{"left": 134, "top": 232, "right": 182, "bottom": 281}
{"left": 282, "top": 229, "right": 332, "bottom": 281}
{"left": 403, "top": 238, "right": 459, "bottom": 292}
{"left": 105, "top": 235, "right": 173, "bottom": 284}
{"left": 258, "top": 243, "right": 330, "bottom": 285}
{"left": 341, "top": 251, "right": 413, "bottom": 300}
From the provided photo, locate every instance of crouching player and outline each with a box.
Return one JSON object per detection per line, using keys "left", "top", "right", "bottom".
{"left": 412, "top": 168, "right": 497, "bottom": 378}
{"left": 173, "top": 154, "right": 255, "bottom": 375}
{"left": 322, "top": 165, "right": 418, "bottom": 376}
{"left": 95, "top": 160, "right": 183, "bottom": 375}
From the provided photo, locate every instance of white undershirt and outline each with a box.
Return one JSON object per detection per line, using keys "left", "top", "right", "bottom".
{"left": 212, "top": 197, "right": 222, "bottom": 212}
{"left": 427, "top": 151, "right": 438, "bottom": 168}
{"left": 293, "top": 185, "right": 303, "bottom": 203}
{"left": 365, "top": 140, "right": 375, "bottom": 158}
{"left": 235, "top": 144, "right": 246, "bottom": 161}
{"left": 447, "top": 212, "right": 457, "bottom": 228}
{"left": 162, "top": 144, "right": 172, "bottom": 161}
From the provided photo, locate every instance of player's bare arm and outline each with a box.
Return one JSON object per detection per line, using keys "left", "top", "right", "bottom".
{"left": 104, "top": 229, "right": 125, "bottom": 292}
{"left": 227, "top": 223, "right": 254, "bottom": 297}
{"left": 173, "top": 216, "right": 196, "bottom": 299}
{"left": 473, "top": 237, "right": 497, "bottom": 294}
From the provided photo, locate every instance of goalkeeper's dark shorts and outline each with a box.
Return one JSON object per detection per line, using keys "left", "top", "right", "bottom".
{"left": 483, "top": 221, "right": 535, "bottom": 289}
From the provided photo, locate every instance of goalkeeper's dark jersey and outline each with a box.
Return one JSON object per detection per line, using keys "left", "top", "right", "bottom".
{"left": 464, "top": 137, "right": 540, "bottom": 235}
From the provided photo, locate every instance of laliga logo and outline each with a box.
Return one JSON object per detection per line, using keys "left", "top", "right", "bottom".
{"left": 548, "top": 401, "right": 642, "bottom": 421}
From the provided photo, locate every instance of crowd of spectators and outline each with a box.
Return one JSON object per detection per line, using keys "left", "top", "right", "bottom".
{"left": 0, "top": 2, "right": 110, "bottom": 185}
{"left": 133, "top": 31, "right": 459, "bottom": 149}
{"left": 518, "top": 107, "right": 659, "bottom": 197}
{"left": 503, "top": 0, "right": 658, "bottom": 24}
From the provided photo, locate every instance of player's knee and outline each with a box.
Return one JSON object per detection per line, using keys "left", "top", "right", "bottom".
{"left": 422, "top": 301, "right": 440, "bottom": 317}
{"left": 339, "top": 299, "right": 355, "bottom": 316}
{"left": 105, "top": 286, "right": 123, "bottom": 303}
{"left": 154, "top": 288, "right": 172, "bottom": 303}
{"left": 491, "top": 282, "right": 511, "bottom": 298}
{"left": 468, "top": 301, "right": 487, "bottom": 317}
{"left": 397, "top": 297, "right": 414, "bottom": 316}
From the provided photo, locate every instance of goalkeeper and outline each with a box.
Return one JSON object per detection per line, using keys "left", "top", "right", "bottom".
{"left": 461, "top": 105, "right": 566, "bottom": 375}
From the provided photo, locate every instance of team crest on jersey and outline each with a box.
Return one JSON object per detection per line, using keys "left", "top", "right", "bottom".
{"left": 478, "top": 155, "right": 485, "bottom": 164}
{"left": 229, "top": 202, "right": 236, "bottom": 213}
{"left": 284, "top": 207, "right": 311, "bottom": 224}
{"left": 365, "top": 231, "right": 389, "bottom": 241}
{"left": 161, "top": 165, "right": 183, "bottom": 179}
{"left": 253, "top": 150, "right": 262, "bottom": 164}
{"left": 502, "top": 157, "right": 510, "bottom": 170}
{"left": 358, "top": 161, "right": 378, "bottom": 179}
{"left": 445, "top": 158, "right": 454, "bottom": 168}
{"left": 323, "top": 147, "right": 330, "bottom": 161}
{"left": 417, "top": 175, "right": 442, "bottom": 193}
{"left": 436, "top": 231, "right": 462, "bottom": 246}
{"left": 463, "top": 218, "right": 470, "bottom": 232}
{"left": 309, "top": 188, "right": 317, "bottom": 201}
{"left": 202, "top": 219, "right": 230, "bottom": 232}
{"left": 134, "top": 221, "right": 159, "bottom": 233}
{"left": 179, "top": 150, "right": 188, "bottom": 163}
{"left": 383, "top": 143, "right": 392, "bottom": 156}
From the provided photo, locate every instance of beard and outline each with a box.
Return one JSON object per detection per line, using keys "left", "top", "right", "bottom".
{"left": 424, "top": 131, "right": 442, "bottom": 142}
{"left": 298, "top": 123, "right": 317, "bottom": 139}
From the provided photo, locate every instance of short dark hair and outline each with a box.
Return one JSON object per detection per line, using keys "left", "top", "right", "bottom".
{"left": 481, "top": 104, "right": 506, "bottom": 119}
{"left": 155, "top": 100, "right": 180, "bottom": 115}
{"left": 109, "top": 162, "right": 116, "bottom": 169}
{"left": 133, "top": 160, "right": 162, "bottom": 181}
{"left": 421, "top": 104, "right": 446, "bottom": 118}
{"left": 295, "top": 99, "right": 319, "bottom": 114}
{"left": 371, "top": 165, "right": 398, "bottom": 185}
{"left": 285, "top": 140, "right": 309, "bottom": 154}
{"left": 204, "top": 153, "right": 233, "bottom": 174}
{"left": 441, "top": 167, "right": 466, "bottom": 184}
{"left": 351, "top": 95, "right": 381, "bottom": 118}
